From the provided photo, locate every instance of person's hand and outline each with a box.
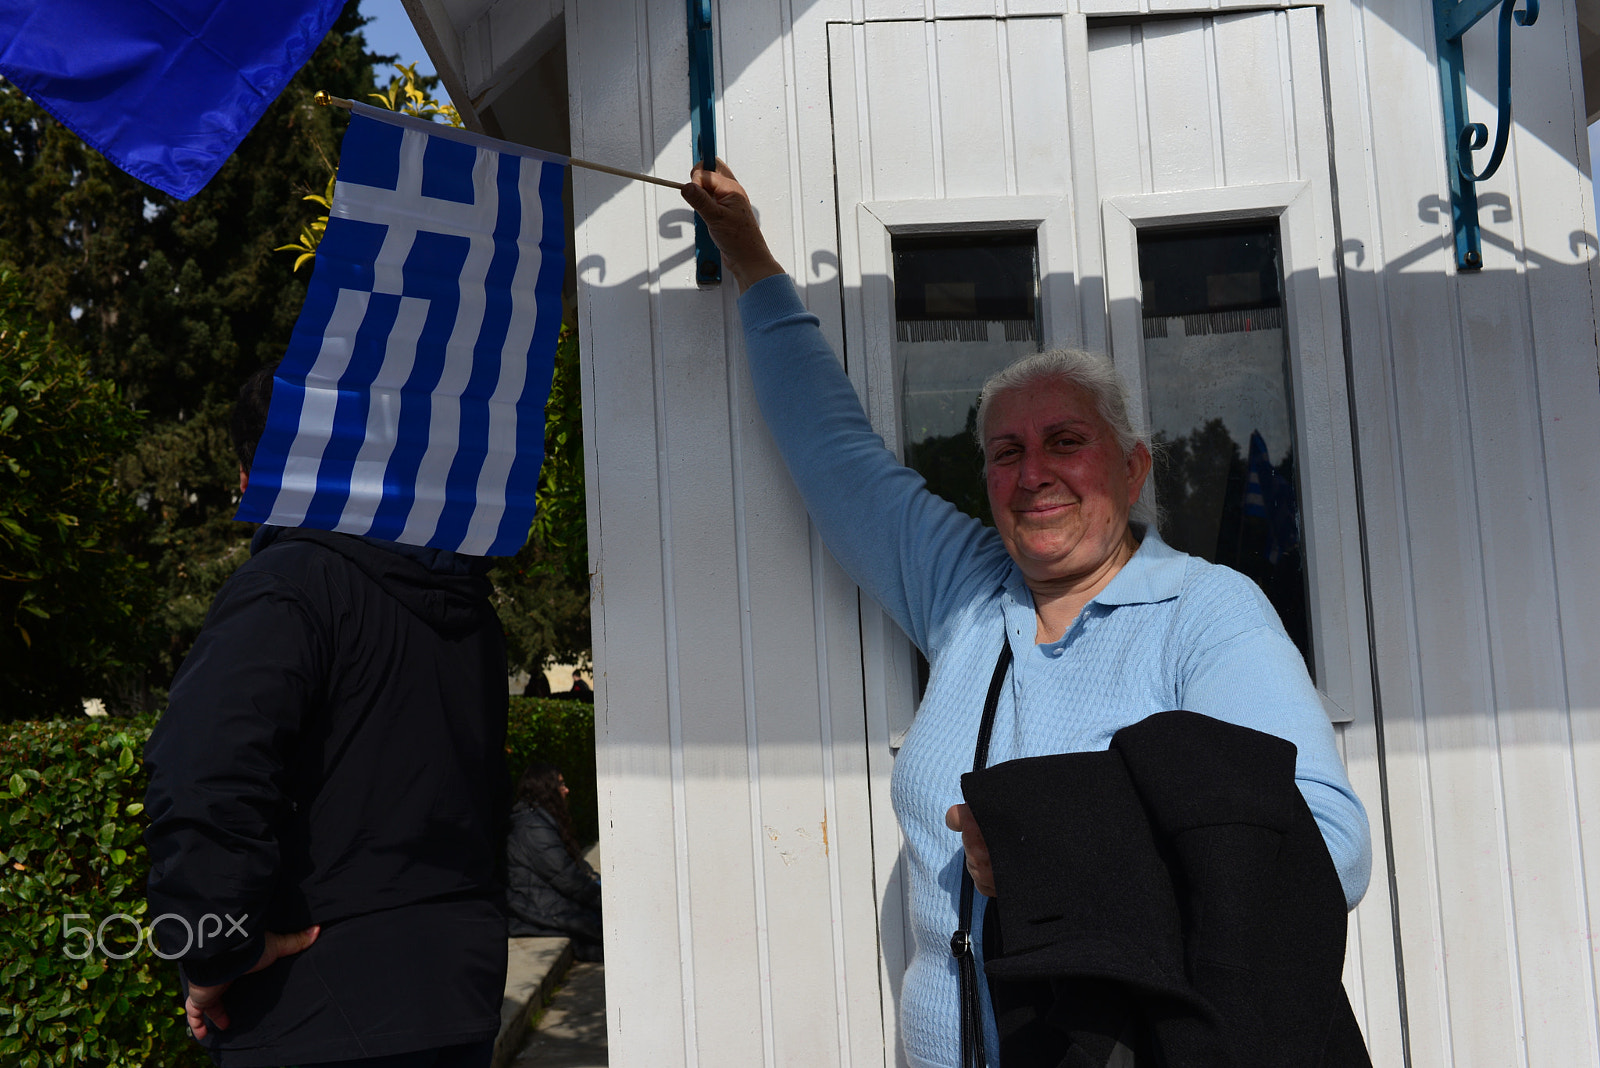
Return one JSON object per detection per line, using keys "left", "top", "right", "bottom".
{"left": 680, "top": 159, "right": 785, "bottom": 292}
{"left": 185, "top": 925, "right": 320, "bottom": 1040}
{"left": 945, "top": 804, "right": 996, "bottom": 898}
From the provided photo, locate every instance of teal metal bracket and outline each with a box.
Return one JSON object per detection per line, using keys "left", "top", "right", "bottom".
{"left": 688, "top": 0, "right": 721, "bottom": 285}
{"left": 1435, "top": 0, "right": 1539, "bottom": 270}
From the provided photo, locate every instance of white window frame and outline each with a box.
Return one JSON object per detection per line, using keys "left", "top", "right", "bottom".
{"left": 849, "top": 195, "right": 1077, "bottom": 748}
{"left": 1102, "top": 182, "right": 1366, "bottom": 724}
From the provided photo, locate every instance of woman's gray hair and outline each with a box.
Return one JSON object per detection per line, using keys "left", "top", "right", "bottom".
{"left": 973, "top": 348, "right": 1159, "bottom": 527}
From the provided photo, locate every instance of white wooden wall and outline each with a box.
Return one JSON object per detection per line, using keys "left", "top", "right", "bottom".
{"left": 560, "top": 0, "right": 1600, "bottom": 1065}
{"left": 567, "top": 3, "right": 890, "bottom": 1064}
{"left": 1323, "top": 0, "right": 1600, "bottom": 1061}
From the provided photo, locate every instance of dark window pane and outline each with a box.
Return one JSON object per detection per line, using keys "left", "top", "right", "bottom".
{"left": 1138, "top": 223, "right": 1314, "bottom": 674}
{"left": 1138, "top": 225, "right": 1283, "bottom": 317}
{"left": 894, "top": 233, "right": 1038, "bottom": 323}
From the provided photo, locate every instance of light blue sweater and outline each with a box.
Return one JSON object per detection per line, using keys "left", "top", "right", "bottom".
{"left": 738, "top": 275, "right": 1372, "bottom": 1068}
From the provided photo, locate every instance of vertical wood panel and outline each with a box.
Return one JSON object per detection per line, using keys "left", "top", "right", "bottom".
{"left": 863, "top": 0, "right": 925, "bottom": 20}
{"left": 567, "top": 2, "right": 689, "bottom": 1063}
{"left": 785, "top": 8, "right": 897, "bottom": 1067}
{"left": 934, "top": 20, "right": 1007, "bottom": 197}
{"left": 934, "top": 0, "right": 1001, "bottom": 16}
{"left": 1349, "top": 9, "right": 1490, "bottom": 1065}
{"left": 1470, "top": 0, "right": 1600, "bottom": 1057}
{"left": 719, "top": 16, "right": 872, "bottom": 1065}
{"left": 1138, "top": 21, "right": 1216, "bottom": 191}
{"left": 642, "top": 3, "right": 767, "bottom": 1061}
{"left": 1515, "top": 0, "right": 1600, "bottom": 1053}
{"left": 1063, "top": 16, "right": 1109, "bottom": 353}
{"left": 827, "top": 26, "right": 917, "bottom": 1062}
{"left": 1337, "top": 3, "right": 1463, "bottom": 1065}
{"left": 864, "top": 22, "right": 937, "bottom": 199}
{"left": 1277, "top": 11, "right": 1406, "bottom": 1062}
{"left": 1211, "top": 11, "right": 1291, "bottom": 186}
{"left": 1319, "top": 0, "right": 1422, "bottom": 1059}
{"left": 1007, "top": 17, "right": 1073, "bottom": 197}
{"left": 1087, "top": 26, "right": 1145, "bottom": 199}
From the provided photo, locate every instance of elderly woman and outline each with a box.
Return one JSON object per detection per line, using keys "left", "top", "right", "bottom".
{"left": 682, "top": 165, "right": 1370, "bottom": 1067}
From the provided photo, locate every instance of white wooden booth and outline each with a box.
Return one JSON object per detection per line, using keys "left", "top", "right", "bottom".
{"left": 405, "top": 0, "right": 1600, "bottom": 1064}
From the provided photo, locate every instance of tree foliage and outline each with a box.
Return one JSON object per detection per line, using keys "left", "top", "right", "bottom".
{"left": 491, "top": 324, "right": 591, "bottom": 677}
{"left": 904, "top": 405, "right": 993, "bottom": 527}
{"left": 0, "top": 273, "right": 155, "bottom": 720}
{"left": 0, "top": 4, "right": 385, "bottom": 702}
{"left": 0, "top": 2, "right": 591, "bottom": 716}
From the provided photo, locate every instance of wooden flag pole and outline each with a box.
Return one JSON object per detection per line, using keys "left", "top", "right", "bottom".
{"left": 314, "top": 91, "right": 684, "bottom": 190}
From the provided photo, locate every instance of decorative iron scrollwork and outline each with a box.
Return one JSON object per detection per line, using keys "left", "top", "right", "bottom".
{"left": 1435, "top": 0, "right": 1539, "bottom": 270}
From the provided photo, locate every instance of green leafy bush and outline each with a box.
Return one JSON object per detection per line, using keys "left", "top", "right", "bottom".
{"left": 0, "top": 718, "right": 206, "bottom": 1068}
{"left": 1, "top": 701, "right": 597, "bottom": 1066}
{"left": 506, "top": 696, "right": 598, "bottom": 848}
{"left": 0, "top": 270, "right": 156, "bottom": 721}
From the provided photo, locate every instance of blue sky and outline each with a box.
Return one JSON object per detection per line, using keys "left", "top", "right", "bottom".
{"left": 359, "top": 0, "right": 444, "bottom": 97}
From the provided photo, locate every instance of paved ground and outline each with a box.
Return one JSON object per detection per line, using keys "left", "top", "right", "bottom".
{"left": 511, "top": 961, "right": 607, "bottom": 1067}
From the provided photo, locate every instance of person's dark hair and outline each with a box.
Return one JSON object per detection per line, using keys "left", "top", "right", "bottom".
{"left": 231, "top": 363, "right": 279, "bottom": 474}
{"left": 515, "top": 760, "right": 584, "bottom": 861}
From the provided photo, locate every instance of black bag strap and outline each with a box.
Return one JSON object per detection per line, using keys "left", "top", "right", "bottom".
{"left": 952, "top": 637, "right": 1014, "bottom": 1068}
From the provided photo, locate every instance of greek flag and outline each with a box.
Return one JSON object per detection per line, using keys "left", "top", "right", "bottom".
{"left": 237, "top": 103, "right": 567, "bottom": 557}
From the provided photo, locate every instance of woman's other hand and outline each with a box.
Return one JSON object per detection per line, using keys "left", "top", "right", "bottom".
{"left": 680, "top": 160, "right": 785, "bottom": 292}
{"left": 945, "top": 803, "right": 996, "bottom": 898}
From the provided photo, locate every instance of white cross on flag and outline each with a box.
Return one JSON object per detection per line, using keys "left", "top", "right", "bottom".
{"left": 237, "top": 103, "right": 568, "bottom": 556}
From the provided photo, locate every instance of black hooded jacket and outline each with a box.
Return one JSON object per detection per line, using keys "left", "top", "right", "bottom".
{"left": 144, "top": 527, "right": 510, "bottom": 1067}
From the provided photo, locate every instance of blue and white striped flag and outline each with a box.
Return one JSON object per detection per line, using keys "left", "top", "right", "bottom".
{"left": 238, "top": 103, "right": 567, "bottom": 556}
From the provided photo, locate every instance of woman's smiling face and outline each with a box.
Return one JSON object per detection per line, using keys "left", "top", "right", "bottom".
{"left": 982, "top": 379, "right": 1151, "bottom": 589}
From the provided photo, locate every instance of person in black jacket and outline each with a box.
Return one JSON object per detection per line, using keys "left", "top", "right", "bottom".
{"left": 504, "top": 761, "right": 603, "bottom": 961}
{"left": 143, "top": 365, "right": 511, "bottom": 1068}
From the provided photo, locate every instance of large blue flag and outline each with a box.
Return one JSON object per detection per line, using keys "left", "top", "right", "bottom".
{"left": 237, "top": 103, "right": 568, "bottom": 557}
{"left": 0, "top": 0, "right": 344, "bottom": 199}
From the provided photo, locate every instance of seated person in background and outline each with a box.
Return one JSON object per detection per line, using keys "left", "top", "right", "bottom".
{"left": 505, "top": 762, "right": 603, "bottom": 962}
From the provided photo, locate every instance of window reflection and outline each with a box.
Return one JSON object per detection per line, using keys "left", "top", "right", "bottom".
{"left": 1138, "top": 224, "right": 1313, "bottom": 672}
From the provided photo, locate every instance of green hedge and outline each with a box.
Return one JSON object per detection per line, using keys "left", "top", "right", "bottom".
{"left": 0, "top": 718, "right": 206, "bottom": 1068}
{"left": 1, "top": 698, "right": 595, "bottom": 1067}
